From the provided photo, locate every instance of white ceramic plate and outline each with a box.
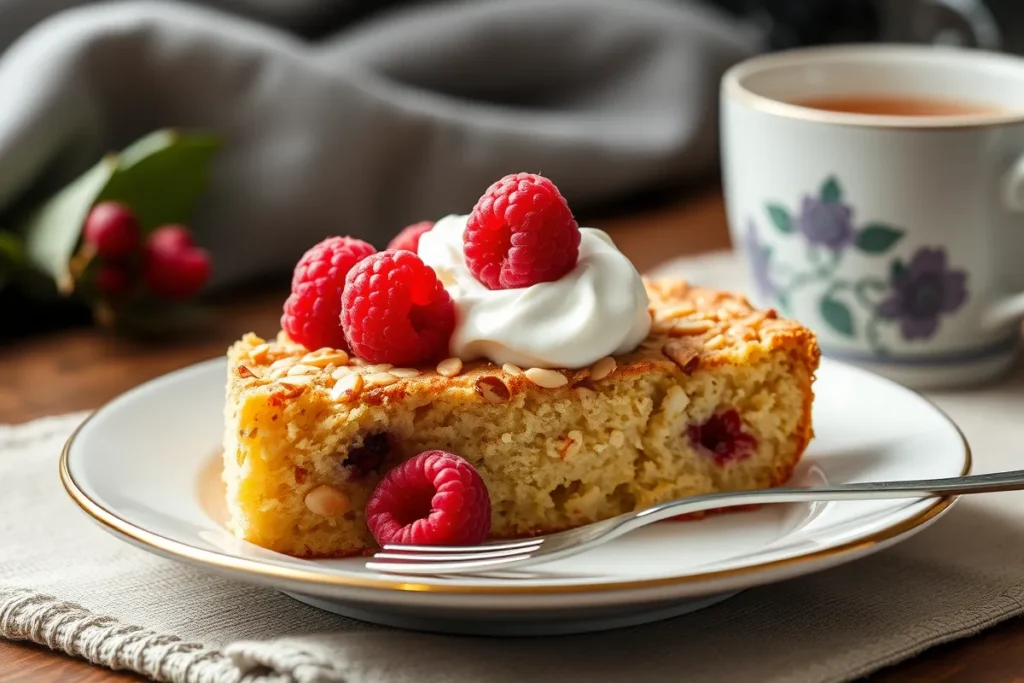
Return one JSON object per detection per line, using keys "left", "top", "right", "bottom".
{"left": 61, "top": 356, "right": 970, "bottom": 636}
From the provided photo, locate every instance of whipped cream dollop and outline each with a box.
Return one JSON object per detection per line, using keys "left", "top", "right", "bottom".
{"left": 418, "top": 214, "right": 651, "bottom": 369}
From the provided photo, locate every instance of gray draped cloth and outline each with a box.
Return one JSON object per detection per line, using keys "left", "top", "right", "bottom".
{"left": 0, "top": 0, "right": 761, "bottom": 289}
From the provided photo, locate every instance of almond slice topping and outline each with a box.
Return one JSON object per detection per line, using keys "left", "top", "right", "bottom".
{"left": 330, "top": 373, "right": 364, "bottom": 402}
{"left": 669, "top": 319, "right": 714, "bottom": 336}
{"left": 704, "top": 334, "right": 728, "bottom": 351}
{"left": 248, "top": 343, "right": 271, "bottom": 363}
{"left": 278, "top": 375, "right": 313, "bottom": 386}
{"left": 502, "top": 363, "right": 524, "bottom": 376}
{"left": 475, "top": 376, "right": 510, "bottom": 403}
{"left": 525, "top": 368, "right": 568, "bottom": 389}
{"left": 364, "top": 372, "right": 399, "bottom": 387}
{"left": 436, "top": 357, "right": 463, "bottom": 377}
{"left": 304, "top": 485, "right": 351, "bottom": 517}
{"left": 300, "top": 350, "right": 349, "bottom": 368}
{"left": 663, "top": 339, "right": 701, "bottom": 375}
{"left": 268, "top": 357, "right": 296, "bottom": 372}
{"left": 589, "top": 356, "right": 616, "bottom": 381}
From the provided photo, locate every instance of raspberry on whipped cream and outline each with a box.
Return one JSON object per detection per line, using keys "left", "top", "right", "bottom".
{"left": 418, "top": 214, "right": 651, "bottom": 369}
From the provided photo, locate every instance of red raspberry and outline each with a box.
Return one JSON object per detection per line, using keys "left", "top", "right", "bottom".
{"left": 688, "top": 409, "right": 757, "bottom": 466}
{"left": 341, "top": 250, "right": 455, "bottom": 365}
{"left": 281, "top": 236, "right": 376, "bottom": 350}
{"left": 142, "top": 225, "right": 212, "bottom": 301}
{"left": 83, "top": 201, "right": 141, "bottom": 259}
{"left": 464, "top": 172, "right": 581, "bottom": 290}
{"left": 95, "top": 263, "right": 132, "bottom": 298}
{"left": 346, "top": 432, "right": 391, "bottom": 479}
{"left": 386, "top": 221, "right": 434, "bottom": 254}
{"left": 366, "top": 450, "right": 491, "bottom": 546}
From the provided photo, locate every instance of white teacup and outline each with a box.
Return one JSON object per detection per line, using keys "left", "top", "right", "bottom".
{"left": 721, "top": 44, "right": 1024, "bottom": 389}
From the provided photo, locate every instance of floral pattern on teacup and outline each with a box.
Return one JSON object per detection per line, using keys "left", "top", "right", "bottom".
{"left": 744, "top": 175, "right": 969, "bottom": 355}
{"left": 876, "top": 248, "right": 968, "bottom": 341}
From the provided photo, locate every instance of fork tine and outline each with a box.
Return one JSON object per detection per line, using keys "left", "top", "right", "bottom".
{"left": 380, "top": 538, "right": 543, "bottom": 553}
{"left": 370, "top": 542, "right": 543, "bottom": 563}
{"left": 366, "top": 552, "right": 535, "bottom": 575}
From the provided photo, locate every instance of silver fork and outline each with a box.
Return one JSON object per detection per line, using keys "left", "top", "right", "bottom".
{"left": 365, "top": 469, "right": 1024, "bottom": 576}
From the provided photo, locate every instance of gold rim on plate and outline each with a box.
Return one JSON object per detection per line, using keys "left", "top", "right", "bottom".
{"left": 59, "top": 370, "right": 971, "bottom": 597}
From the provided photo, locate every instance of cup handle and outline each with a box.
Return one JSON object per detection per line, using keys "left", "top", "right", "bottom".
{"left": 1001, "top": 155, "right": 1024, "bottom": 212}
{"left": 920, "top": 0, "right": 1001, "bottom": 50}
{"left": 982, "top": 157, "right": 1024, "bottom": 329}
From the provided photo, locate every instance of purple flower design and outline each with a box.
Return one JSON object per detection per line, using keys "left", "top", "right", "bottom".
{"left": 797, "top": 196, "right": 855, "bottom": 252}
{"left": 743, "top": 220, "right": 776, "bottom": 299}
{"left": 877, "top": 248, "right": 968, "bottom": 341}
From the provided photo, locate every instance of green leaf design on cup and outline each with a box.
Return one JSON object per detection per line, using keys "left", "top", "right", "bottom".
{"left": 891, "top": 257, "right": 909, "bottom": 281}
{"left": 856, "top": 224, "right": 904, "bottom": 254}
{"left": 819, "top": 296, "right": 855, "bottom": 337}
{"left": 819, "top": 175, "right": 842, "bottom": 203}
{"left": 744, "top": 174, "right": 971, "bottom": 353}
{"left": 766, "top": 203, "right": 793, "bottom": 234}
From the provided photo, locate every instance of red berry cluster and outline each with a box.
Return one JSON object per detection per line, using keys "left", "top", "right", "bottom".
{"left": 82, "top": 201, "right": 211, "bottom": 302}
{"left": 280, "top": 172, "right": 578, "bottom": 365}
{"left": 281, "top": 222, "right": 455, "bottom": 366}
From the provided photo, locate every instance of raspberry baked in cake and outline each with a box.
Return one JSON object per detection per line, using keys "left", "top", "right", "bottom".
{"left": 222, "top": 173, "right": 820, "bottom": 557}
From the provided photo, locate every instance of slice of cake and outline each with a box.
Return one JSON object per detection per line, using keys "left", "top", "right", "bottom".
{"left": 222, "top": 171, "right": 819, "bottom": 557}
{"left": 222, "top": 278, "right": 819, "bottom": 557}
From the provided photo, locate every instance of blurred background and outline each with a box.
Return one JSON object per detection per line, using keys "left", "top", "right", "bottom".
{"left": 0, "top": 0, "right": 1017, "bottom": 345}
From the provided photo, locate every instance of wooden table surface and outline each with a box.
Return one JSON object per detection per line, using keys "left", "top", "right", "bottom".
{"left": 2, "top": 187, "right": 1023, "bottom": 682}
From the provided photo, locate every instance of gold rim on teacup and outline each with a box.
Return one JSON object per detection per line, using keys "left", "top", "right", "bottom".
{"left": 722, "top": 44, "right": 1024, "bottom": 130}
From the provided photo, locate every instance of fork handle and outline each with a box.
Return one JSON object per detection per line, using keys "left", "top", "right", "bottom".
{"left": 628, "top": 468, "right": 1024, "bottom": 529}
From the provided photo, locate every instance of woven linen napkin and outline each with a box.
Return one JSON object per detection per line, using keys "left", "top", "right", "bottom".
{"left": 3, "top": 251, "right": 1024, "bottom": 683}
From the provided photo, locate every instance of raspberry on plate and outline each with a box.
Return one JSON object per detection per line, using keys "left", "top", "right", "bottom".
{"left": 282, "top": 236, "right": 376, "bottom": 351}
{"left": 464, "top": 172, "right": 581, "bottom": 290}
{"left": 341, "top": 250, "right": 455, "bottom": 366}
{"left": 386, "top": 220, "right": 434, "bottom": 254}
{"left": 366, "top": 450, "right": 491, "bottom": 546}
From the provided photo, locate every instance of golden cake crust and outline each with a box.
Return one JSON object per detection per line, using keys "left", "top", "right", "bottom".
{"left": 223, "top": 278, "right": 820, "bottom": 557}
{"left": 231, "top": 278, "right": 818, "bottom": 404}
